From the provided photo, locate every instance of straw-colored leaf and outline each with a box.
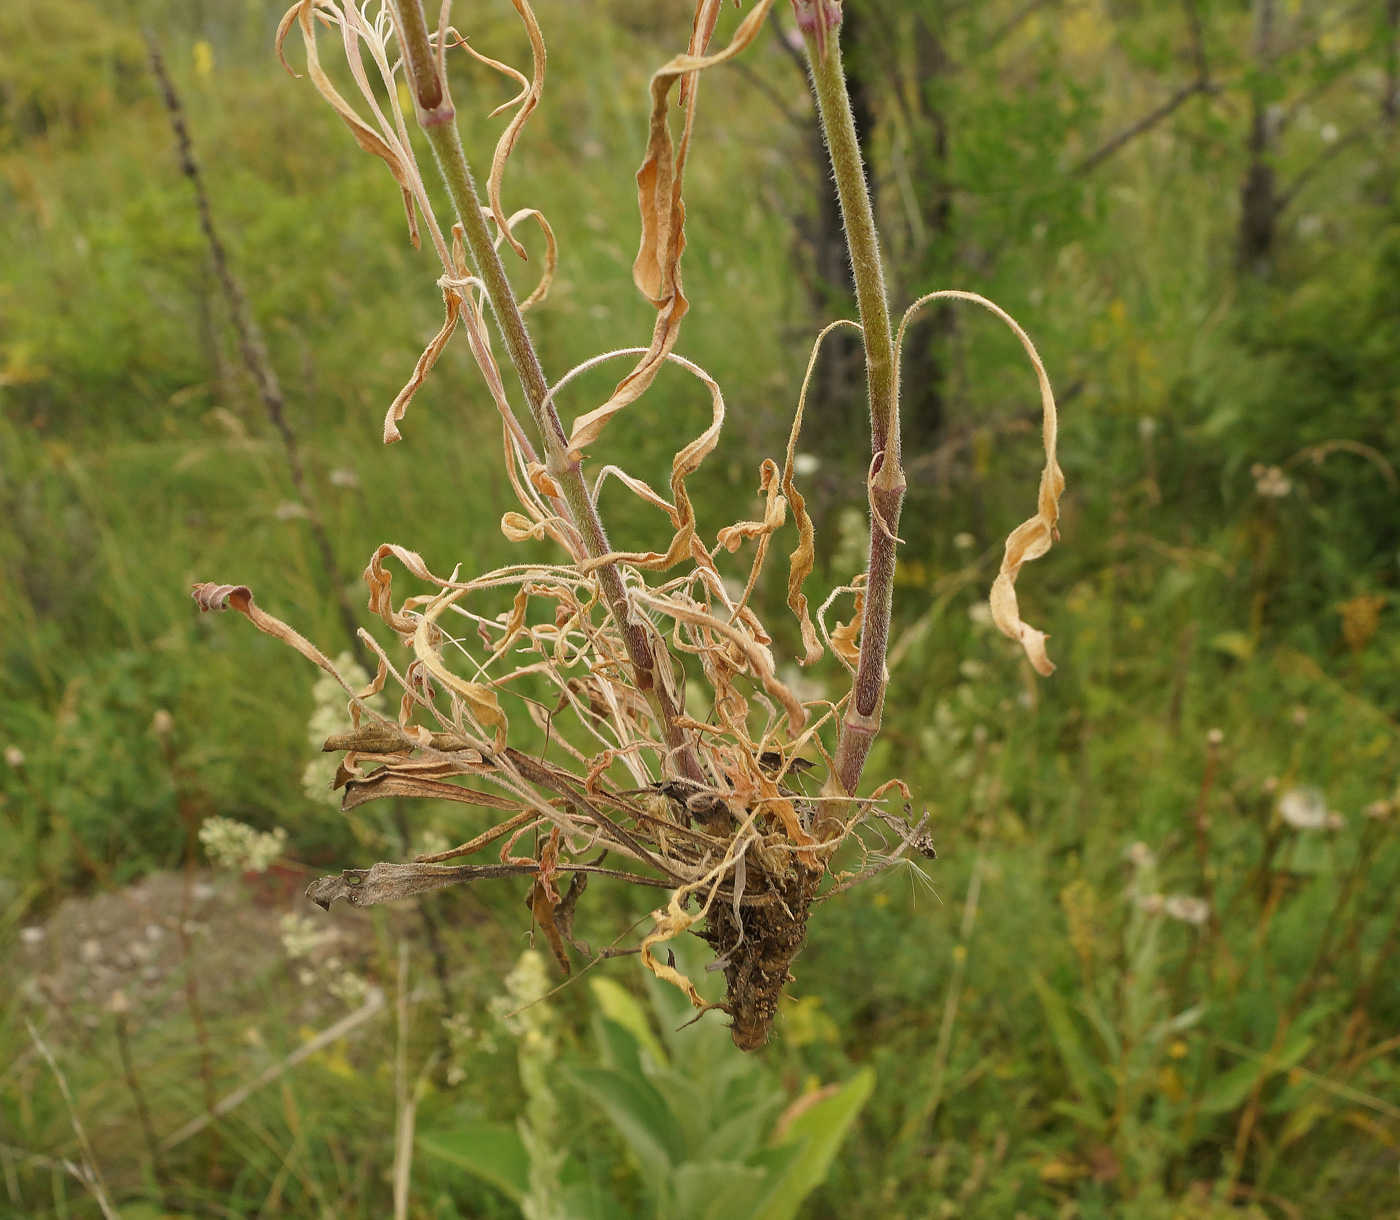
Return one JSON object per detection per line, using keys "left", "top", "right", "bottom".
{"left": 895, "top": 290, "right": 1064, "bottom": 675}
{"left": 384, "top": 288, "right": 461, "bottom": 443}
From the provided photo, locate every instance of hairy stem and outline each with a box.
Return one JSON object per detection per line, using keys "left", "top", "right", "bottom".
{"left": 801, "top": 20, "right": 902, "bottom": 797}
{"left": 394, "top": 0, "right": 703, "bottom": 782}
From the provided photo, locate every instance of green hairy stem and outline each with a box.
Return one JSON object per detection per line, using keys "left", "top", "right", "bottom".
{"left": 801, "top": 22, "right": 905, "bottom": 798}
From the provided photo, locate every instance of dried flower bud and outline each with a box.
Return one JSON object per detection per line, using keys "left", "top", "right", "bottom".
{"left": 1125, "top": 841, "right": 1156, "bottom": 869}
{"left": 1325, "top": 812, "right": 1345, "bottom": 831}
{"left": 1262, "top": 776, "right": 1278, "bottom": 795}
{"left": 1363, "top": 800, "right": 1392, "bottom": 820}
{"left": 1137, "top": 893, "right": 1165, "bottom": 914}
{"left": 151, "top": 709, "right": 173, "bottom": 738}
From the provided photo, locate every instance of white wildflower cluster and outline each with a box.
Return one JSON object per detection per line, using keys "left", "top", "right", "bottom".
{"left": 279, "top": 912, "right": 332, "bottom": 960}
{"left": 491, "top": 951, "right": 566, "bottom": 1220}
{"left": 278, "top": 912, "right": 369, "bottom": 1007}
{"left": 198, "top": 816, "right": 287, "bottom": 873}
{"left": 302, "top": 652, "right": 375, "bottom": 808}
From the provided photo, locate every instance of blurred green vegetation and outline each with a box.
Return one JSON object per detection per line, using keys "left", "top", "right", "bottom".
{"left": 2, "top": 0, "right": 1398, "bottom": 1217}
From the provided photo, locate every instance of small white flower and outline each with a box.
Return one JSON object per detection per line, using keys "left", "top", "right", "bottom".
{"left": 329, "top": 467, "right": 360, "bottom": 488}
{"left": 967, "top": 601, "right": 994, "bottom": 629}
{"left": 20, "top": 926, "right": 44, "bottom": 946}
{"left": 279, "top": 913, "right": 331, "bottom": 961}
{"left": 328, "top": 971, "right": 371, "bottom": 1008}
{"left": 792, "top": 453, "right": 820, "bottom": 477}
{"left": 953, "top": 532, "right": 976, "bottom": 550}
{"left": 1363, "top": 800, "right": 1391, "bottom": 820}
{"left": 1164, "top": 895, "right": 1210, "bottom": 926}
{"left": 1325, "top": 812, "right": 1346, "bottom": 832}
{"left": 274, "top": 500, "right": 309, "bottom": 520}
{"left": 4, "top": 746, "right": 24, "bottom": 768}
{"left": 151, "top": 709, "right": 173, "bottom": 738}
{"left": 1279, "top": 786, "right": 1328, "bottom": 830}
{"left": 1125, "top": 842, "right": 1156, "bottom": 870}
{"left": 1320, "top": 123, "right": 1338, "bottom": 143}
{"left": 1206, "top": 728, "right": 1224, "bottom": 747}
{"left": 1251, "top": 464, "right": 1293, "bottom": 498}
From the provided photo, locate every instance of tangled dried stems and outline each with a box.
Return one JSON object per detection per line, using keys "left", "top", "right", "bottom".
{"left": 194, "top": 0, "right": 1064, "bottom": 1049}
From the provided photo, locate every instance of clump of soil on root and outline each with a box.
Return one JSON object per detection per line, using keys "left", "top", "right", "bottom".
{"left": 697, "top": 861, "right": 822, "bottom": 1051}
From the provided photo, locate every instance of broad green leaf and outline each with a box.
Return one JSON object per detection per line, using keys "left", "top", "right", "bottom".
{"left": 569, "top": 1062, "right": 688, "bottom": 1182}
{"left": 418, "top": 1121, "right": 530, "bottom": 1202}
{"left": 673, "top": 1160, "right": 772, "bottom": 1220}
{"left": 1032, "top": 974, "right": 1110, "bottom": 1119}
{"left": 748, "top": 1067, "right": 875, "bottom": 1220}
{"left": 592, "top": 976, "right": 669, "bottom": 1068}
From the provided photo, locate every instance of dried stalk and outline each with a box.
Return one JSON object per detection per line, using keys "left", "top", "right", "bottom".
{"left": 393, "top": 0, "right": 705, "bottom": 784}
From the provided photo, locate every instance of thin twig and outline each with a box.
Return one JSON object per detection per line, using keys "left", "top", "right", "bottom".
{"left": 147, "top": 37, "right": 368, "bottom": 668}
{"left": 25, "top": 1021, "right": 121, "bottom": 1220}
{"left": 158, "top": 987, "right": 388, "bottom": 1152}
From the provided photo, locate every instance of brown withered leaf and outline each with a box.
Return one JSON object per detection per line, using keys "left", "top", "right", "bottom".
{"left": 384, "top": 287, "right": 460, "bottom": 444}
{"left": 322, "top": 723, "right": 476, "bottom": 754}
{"left": 412, "top": 586, "right": 510, "bottom": 750}
{"left": 306, "top": 861, "right": 534, "bottom": 910}
{"left": 571, "top": 0, "right": 776, "bottom": 455}
{"left": 278, "top": 1, "right": 420, "bottom": 246}
{"left": 575, "top": 354, "right": 725, "bottom": 572}
{"left": 896, "top": 291, "right": 1064, "bottom": 675}
{"left": 193, "top": 582, "right": 373, "bottom": 702}
{"left": 481, "top": 1, "right": 545, "bottom": 263}
{"left": 341, "top": 769, "right": 519, "bottom": 813}
{"left": 832, "top": 587, "right": 866, "bottom": 667}
{"left": 783, "top": 320, "right": 861, "bottom": 665}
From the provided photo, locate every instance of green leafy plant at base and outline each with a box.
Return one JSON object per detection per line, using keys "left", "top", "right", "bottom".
{"left": 419, "top": 952, "right": 872, "bottom": 1220}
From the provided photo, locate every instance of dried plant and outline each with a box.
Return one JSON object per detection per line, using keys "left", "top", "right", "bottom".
{"left": 194, "top": 0, "right": 1065, "bottom": 1050}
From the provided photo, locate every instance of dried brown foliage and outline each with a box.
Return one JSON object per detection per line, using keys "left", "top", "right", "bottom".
{"left": 196, "top": 0, "right": 1063, "bottom": 1049}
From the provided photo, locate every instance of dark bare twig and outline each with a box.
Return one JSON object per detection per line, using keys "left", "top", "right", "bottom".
{"left": 1075, "top": 79, "right": 1214, "bottom": 175}
{"left": 146, "top": 38, "right": 369, "bottom": 670}
{"left": 112, "top": 998, "right": 164, "bottom": 1188}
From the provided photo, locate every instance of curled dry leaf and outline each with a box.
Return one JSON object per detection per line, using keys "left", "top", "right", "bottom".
{"left": 896, "top": 291, "right": 1064, "bottom": 675}
{"left": 575, "top": 0, "right": 777, "bottom": 451}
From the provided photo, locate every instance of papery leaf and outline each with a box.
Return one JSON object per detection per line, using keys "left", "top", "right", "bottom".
{"left": 574, "top": 354, "right": 725, "bottom": 574}
{"left": 341, "top": 770, "right": 518, "bottom": 813}
{"left": 288, "top": 0, "right": 421, "bottom": 244}
{"left": 192, "top": 582, "right": 369, "bottom": 702}
{"left": 831, "top": 588, "right": 865, "bottom": 667}
{"left": 413, "top": 586, "right": 510, "bottom": 750}
{"left": 480, "top": 1, "right": 546, "bottom": 262}
{"left": 306, "top": 861, "right": 532, "bottom": 909}
{"left": 896, "top": 291, "right": 1063, "bottom": 675}
{"left": 578, "top": 0, "right": 776, "bottom": 445}
{"left": 385, "top": 288, "right": 460, "bottom": 443}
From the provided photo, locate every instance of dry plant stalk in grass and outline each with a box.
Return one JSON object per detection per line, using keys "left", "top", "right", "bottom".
{"left": 194, "top": 0, "right": 1065, "bottom": 1050}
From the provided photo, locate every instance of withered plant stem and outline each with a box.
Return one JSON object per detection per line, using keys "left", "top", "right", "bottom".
{"left": 147, "top": 39, "right": 369, "bottom": 672}
{"left": 394, "top": 0, "right": 704, "bottom": 783}
{"left": 801, "top": 26, "right": 903, "bottom": 797}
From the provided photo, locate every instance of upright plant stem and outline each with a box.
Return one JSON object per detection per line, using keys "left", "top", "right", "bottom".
{"left": 800, "top": 17, "right": 902, "bottom": 797}
{"left": 393, "top": 0, "right": 704, "bottom": 782}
